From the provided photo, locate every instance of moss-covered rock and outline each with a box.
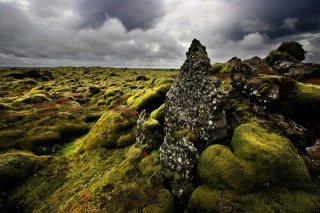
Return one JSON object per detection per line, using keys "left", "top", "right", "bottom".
{"left": 127, "top": 78, "right": 173, "bottom": 112}
{"left": 277, "top": 41, "right": 306, "bottom": 61}
{"left": 198, "top": 123, "right": 312, "bottom": 193}
{"left": 0, "top": 151, "right": 52, "bottom": 185}
{"left": 150, "top": 104, "right": 165, "bottom": 125}
{"left": 191, "top": 122, "right": 319, "bottom": 212}
{"left": 81, "top": 110, "right": 137, "bottom": 151}
{"left": 104, "top": 86, "right": 123, "bottom": 106}
{"left": 265, "top": 50, "right": 295, "bottom": 67}
{"left": 212, "top": 63, "right": 230, "bottom": 74}
{"left": 187, "top": 185, "right": 320, "bottom": 213}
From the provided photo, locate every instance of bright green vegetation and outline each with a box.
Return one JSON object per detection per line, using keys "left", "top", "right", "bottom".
{"left": 127, "top": 78, "right": 174, "bottom": 112}
{"left": 6, "top": 146, "right": 174, "bottom": 212}
{"left": 291, "top": 82, "right": 320, "bottom": 105}
{"left": 80, "top": 109, "right": 137, "bottom": 151}
{"left": 1, "top": 66, "right": 319, "bottom": 212}
{"left": 191, "top": 122, "right": 318, "bottom": 212}
{"left": 0, "top": 67, "right": 178, "bottom": 211}
{"left": 212, "top": 63, "right": 230, "bottom": 74}
{"left": 188, "top": 185, "right": 319, "bottom": 213}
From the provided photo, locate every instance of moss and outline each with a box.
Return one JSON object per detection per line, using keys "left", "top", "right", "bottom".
{"left": 221, "top": 80, "right": 232, "bottom": 92}
{"left": 198, "top": 122, "right": 312, "bottom": 193}
{"left": 277, "top": 41, "right": 306, "bottom": 61}
{"left": 150, "top": 104, "right": 165, "bottom": 124}
{"left": 116, "top": 127, "right": 137, "bottom": 148}
{"left": 0, "top": 130, "right": 26, "bottom": 151}
{"left": 291, "top": 82, "right": 320, "bottom": 106}
{"left": 212, "top": 63, "right": 230, "bottom": 74}
{"left": 0, "top": 102, "right": 11, "bottom": 110}
{"left": 198, "top": 144, "right": 255, "bottom": 193}
{"left": 81, "top": 110, "right": 137, "bottom": 151}
{"left": 265, "top": 50, "right": 293, "bottom": 66}
{"left": 12, "top": 94, "right": 50, "bottom": 105}
{"left": 0, "top": 150, "right": 53, "bottom": 184}
{"left": 188, "top": 185, "right": 320, "bottom": 213}
{"left": 175, "top": 128, "right": 197, "bottom": 143}
{"left": 232, "top": 122, "right": 311, "bottom": 190}
{"left": 143, "top": 189, "right": 175, "bottom": 213}
{"left": 54, "top": 121, "right": 89, "bottom": 138}
{"left": 127, "top": 78, "right": 173, "bottom": 112}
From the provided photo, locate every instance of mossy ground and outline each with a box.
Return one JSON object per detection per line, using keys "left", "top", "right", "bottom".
{"left": 1, "top": 66, "right": 320, "bottom": 212}
{"left": 0, "top": 67, "right": 178, "bottom": 212}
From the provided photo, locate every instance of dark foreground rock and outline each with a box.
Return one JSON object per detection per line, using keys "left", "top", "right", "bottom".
{"left": 160, "top": 39, "right": 229, "bottom": 206}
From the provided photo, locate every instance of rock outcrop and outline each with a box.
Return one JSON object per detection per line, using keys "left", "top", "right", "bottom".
{"left": 160, "top": 39, "right": 229, "bottom": 177}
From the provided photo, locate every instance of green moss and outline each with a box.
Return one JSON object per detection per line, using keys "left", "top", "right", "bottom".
{"left": 143, "top": 189, "right": 175, "bottom": 213}
{"left": 265, "top": 50, "right": 293, "bottom": 66}
{"left": 12, "top": 94, "right": 50, "bottom": 105}
{"left": 198, "top": 144, "right": 254, "bottom": 193}
{"left": 53, "top": 121, "right": 89, "bottom": 137}
{"left": 212, "top": 63, "right": 230, "bottom": 74}
{"left": 232, "top": 122, "right": 311, "bottom": 190}
{"left": 81, "top": 110, "right": 137, "bottom": 151}
{"left": 221, "top": 80, "right": 232, "bottom": 91}
{"left": 291, "top": 82, "right": 320, "bottom": 105}
{"left": 198, "top": 122, "right": 312, "bottom": 193}
{"left": 175, "top": 128, "right": 197, "bottom": 143}
{"left": 116, "top": 127, "right": 137, "bottom": 148}
{"left": 150, "top": 104, "right": 165, "bottom": 124}
{"left": 127, "top": 78, "right": 173, "bottom": 112}
{"left": 0, "top": 151, "right": 52, "bottom": 184}
{"left": 188, "top": 185, "right": 320, "bottom": 213}
{"left": 0, "top": 130, "right": 26, "bottom": 151}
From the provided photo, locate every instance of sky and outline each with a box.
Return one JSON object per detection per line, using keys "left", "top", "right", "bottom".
{"left": 0, "top": 0, "right": 319, "bottom": 68}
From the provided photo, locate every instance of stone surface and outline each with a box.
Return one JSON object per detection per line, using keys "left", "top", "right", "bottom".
{"left": 160, "top": 39, "right": 229, "bottom": 177}
{"left": 306, "top": 140, "right": 320, "bottom": 175}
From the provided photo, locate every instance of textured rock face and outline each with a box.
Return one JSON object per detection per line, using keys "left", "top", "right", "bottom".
{"left": 160, "top": 39, "right": 229, "bottom": 178}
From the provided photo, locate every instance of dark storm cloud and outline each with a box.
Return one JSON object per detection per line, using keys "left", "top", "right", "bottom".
{"left": 0, "top": 2, "right": 31, "bottom": 40}
{"left": 76, "top": 0, "right": 165, "bottom": 31}
{"left": 0, "top": 0, "right": 319, "bottom": 67}
{"left": 233, "top": 0, "right": 320, "bottom": 39}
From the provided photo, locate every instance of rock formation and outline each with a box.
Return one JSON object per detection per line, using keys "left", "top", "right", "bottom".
{"left": 160, "top": 39, "right": 229, "bottom": 178}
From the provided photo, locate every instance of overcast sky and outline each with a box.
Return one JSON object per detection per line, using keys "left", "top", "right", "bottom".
{"left": 0, "top": 0, "right": 319, "bottom": 67}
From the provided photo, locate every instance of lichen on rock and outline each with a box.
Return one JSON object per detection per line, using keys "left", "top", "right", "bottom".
{"left": 159, "top": 39, "right": 230, "bottom": 205}
{"left": 160, "top": 39, "right": 229, "bottom": 180}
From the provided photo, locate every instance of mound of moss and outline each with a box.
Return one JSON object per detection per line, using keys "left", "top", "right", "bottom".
{"left": 198, "top": 122, "right": 311, "bottom": 192}
{"left": 277, "top": 41, "right": 306, "bottom": 61}
{"left": 188, "top": 185, "right": 319, "bottom": 213}
{"left": 127, "top": 78, "right": 173, "bottom": 112}
{"left": 0, "top": 151, "right": 52, "bottom": 185}
{"left": 189, "top": 122, "right": 318, "bottom": 212}
{"left": 81, "top": 110, "right": 137, "bottom": 151}
{"left": 265, "top": 50, "right": 294, "bottom": 67}
{"left": 212, "top": 63, "right": 230, "bottom": 74}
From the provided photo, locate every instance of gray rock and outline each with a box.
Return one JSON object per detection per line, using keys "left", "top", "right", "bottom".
{"left": 160, "top": 39, "right": 229, "bottom": 177}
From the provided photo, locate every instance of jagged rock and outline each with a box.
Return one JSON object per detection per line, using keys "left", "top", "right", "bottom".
{"left": 267, "top": 113, "right": 307, "bottom": 146}
{"left": 306, "top": 140, "right": 320, "bottom": 175}
{"left": 231, "top": 61, "right": 280, "bottom": 111}
{"left": 136, "top": 110, "right": 164, "bottom": 150}
{"left": 285, "top": 62, "right": 320, "bottom": 80}
{"left": 273, "top": 56, "right": 299, "bottom": 74}
{"left": 244, "top": 56, "right": 272, "bottom": 74}
{"left": 160, "top": 39, "right": 229, "bottom": 175}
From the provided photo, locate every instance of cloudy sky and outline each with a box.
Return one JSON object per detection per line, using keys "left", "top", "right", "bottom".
{"left": 0, "top": 0, "right": 319, "bottom": 67}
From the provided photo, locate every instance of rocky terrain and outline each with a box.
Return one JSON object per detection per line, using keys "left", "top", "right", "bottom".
{"left": 0, "top": 39, "right": 320, "bottom": 212}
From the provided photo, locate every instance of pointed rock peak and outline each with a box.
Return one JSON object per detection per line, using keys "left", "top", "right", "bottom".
{"left": 186, "top": 39, "right": 207, "bottom": 57}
